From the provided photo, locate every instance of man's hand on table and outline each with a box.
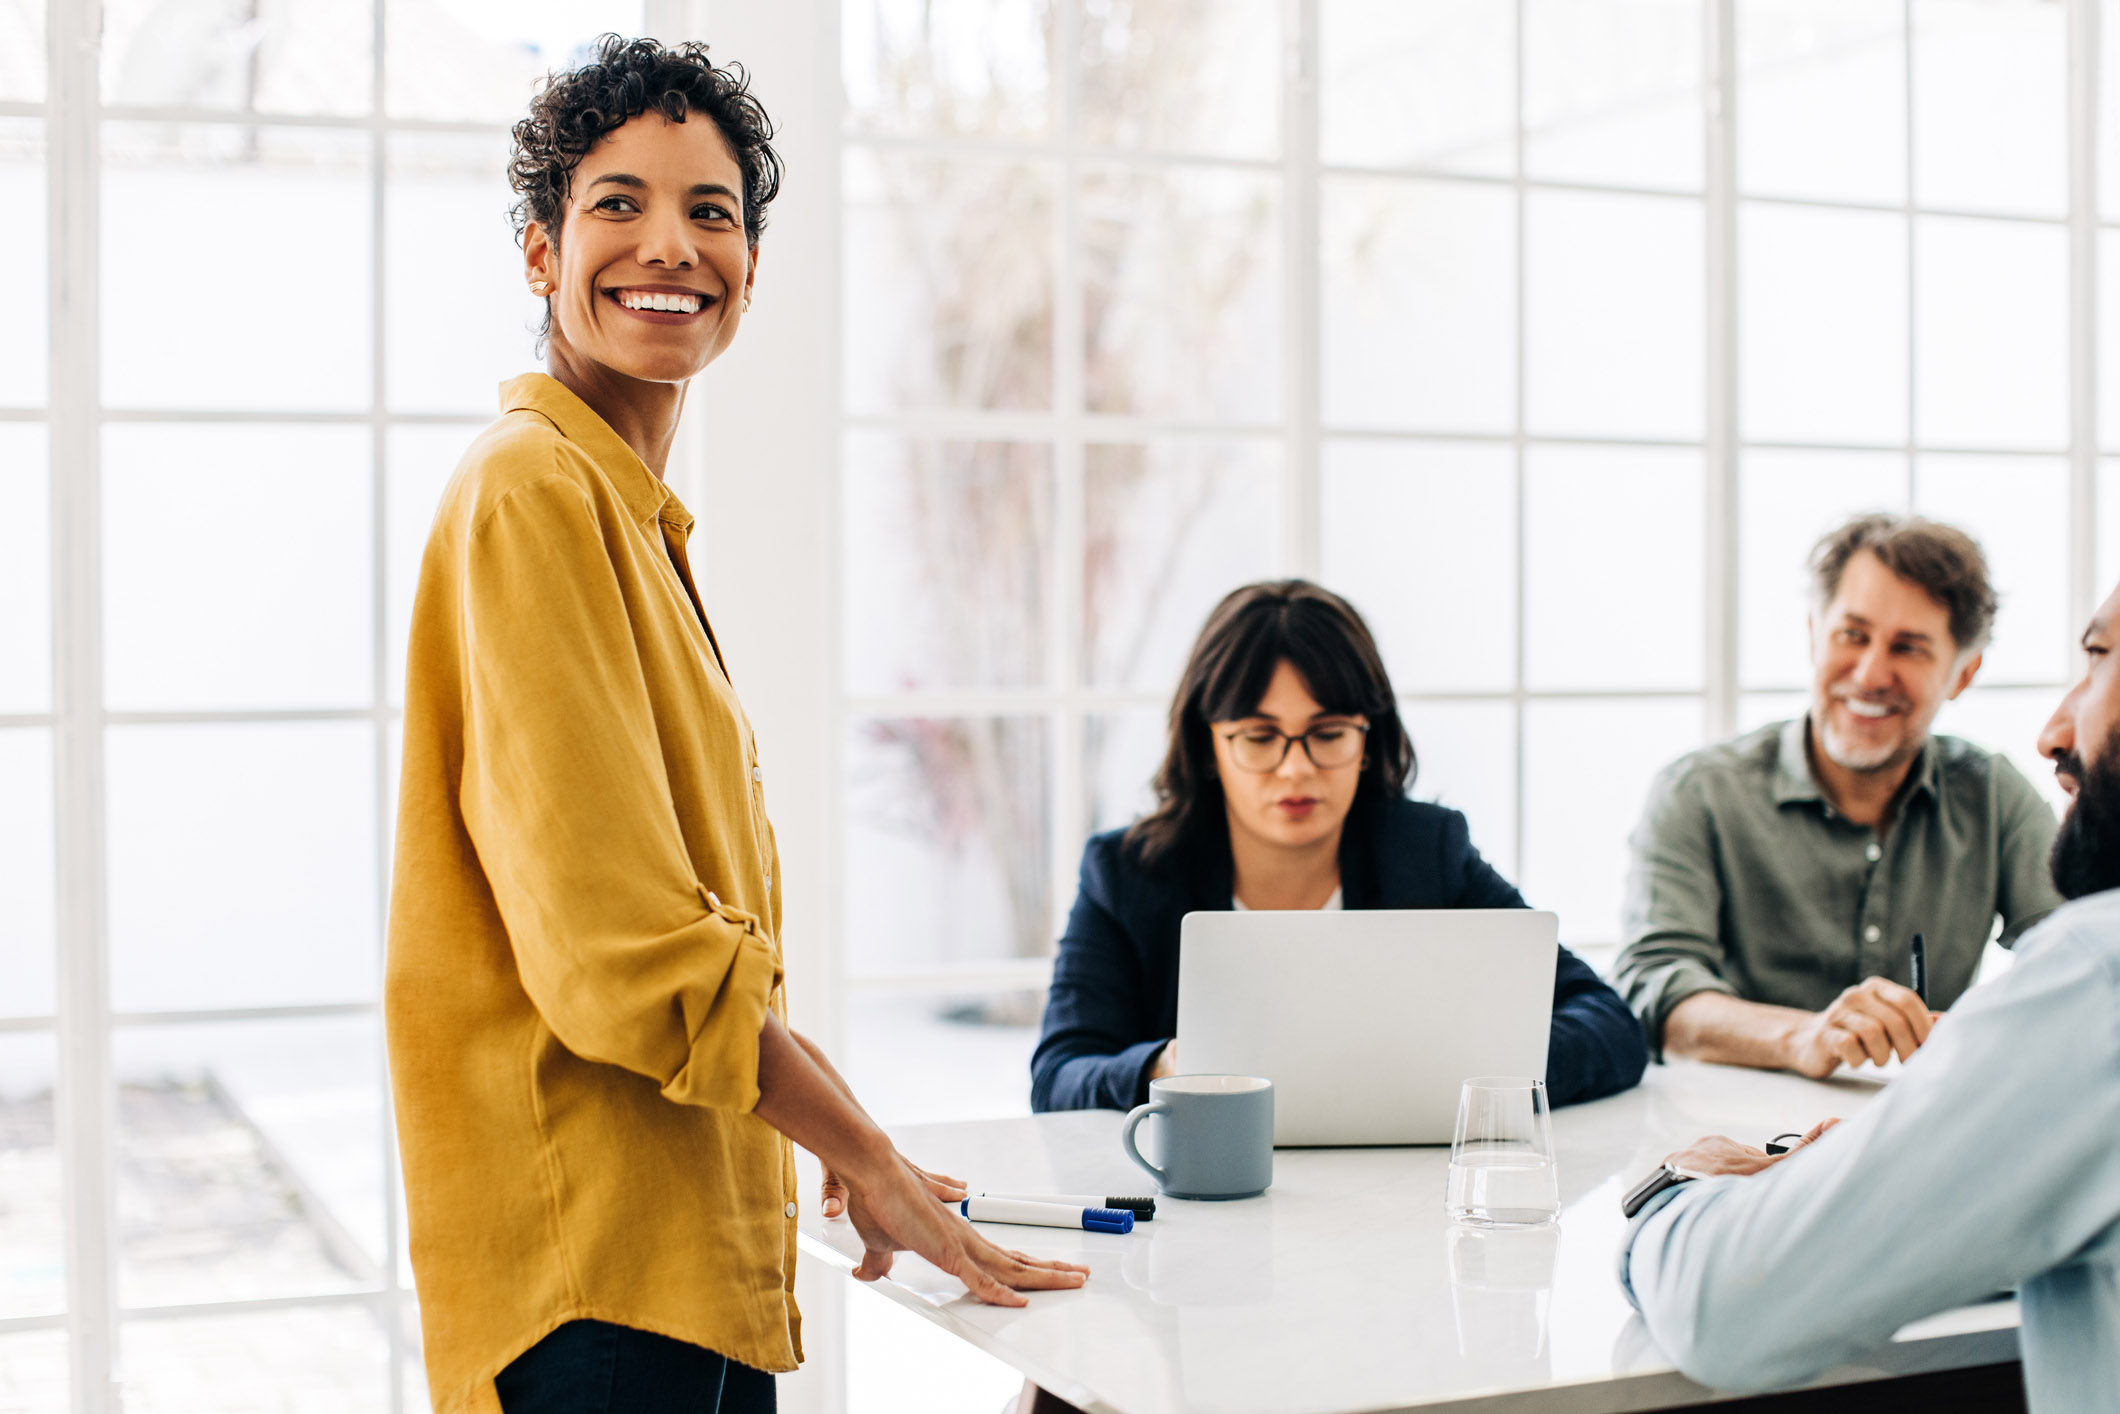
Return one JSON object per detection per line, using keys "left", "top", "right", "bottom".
{"left": 1785, "top": 977, "right": 1939, "bottom": 1079}
{"left": 835, "top": 1139, "right": 1090, "bottom": 1307}
{"left": 1665, "top": 1119, "right": 1840, "bottom": 1179}
{"left": 1150, "top": 1040, "right": 1177, "bottom": 1081}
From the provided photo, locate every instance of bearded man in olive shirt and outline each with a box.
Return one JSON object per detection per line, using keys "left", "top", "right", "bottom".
{"left": 1616, "top": 514, "right": 2062, "bottom": 1076}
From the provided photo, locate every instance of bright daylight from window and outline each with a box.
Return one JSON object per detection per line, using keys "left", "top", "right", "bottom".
{"left": 4, "top": 1, "right": 2120, "bottom": 1412}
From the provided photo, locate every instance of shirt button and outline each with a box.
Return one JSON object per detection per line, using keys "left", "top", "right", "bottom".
{"left": 785, "top": 1201, "right": 798, "bottom": 1218}
{"left": 1863, "top": 924, "right": 1881, "bottom": 943}
{"left": 752, "top": 765, "right": 764, "bottom": 783}
{"left": 1865, "top": 843, "right": 1882, "bottom": 862}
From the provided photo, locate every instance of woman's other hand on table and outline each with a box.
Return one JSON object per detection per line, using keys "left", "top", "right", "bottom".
{"left": 819, "top": 1156, "right": 965, "bottom": 1219}
{"left": 840, "top": 1144, "right": 1090, "bottom": 1306}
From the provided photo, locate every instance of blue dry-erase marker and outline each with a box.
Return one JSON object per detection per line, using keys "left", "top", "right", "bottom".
{"left": 960, "top": 1196, "right": 1134, "bottom": 1234}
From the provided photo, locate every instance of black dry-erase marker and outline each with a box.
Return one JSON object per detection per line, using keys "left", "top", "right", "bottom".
{"left": 1910, "top": 932, "right": 1928, "bottom": 1006}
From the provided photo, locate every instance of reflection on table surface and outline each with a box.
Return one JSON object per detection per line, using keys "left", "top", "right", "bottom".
{"left": 797, "top": 1061, "right": 2020, "bottom": 1414}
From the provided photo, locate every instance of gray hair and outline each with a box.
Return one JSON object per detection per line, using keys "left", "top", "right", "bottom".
{"left": 1808, "top": 513, "right": 1998, "bottom": 654}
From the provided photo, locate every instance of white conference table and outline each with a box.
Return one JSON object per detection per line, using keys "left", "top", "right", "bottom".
{"left": 796, "top": 1061, "right": 2020, "bottom": 1414}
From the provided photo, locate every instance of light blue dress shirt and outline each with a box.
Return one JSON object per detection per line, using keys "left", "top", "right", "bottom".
{"left": 1621, "top": 888, "right": 2120, "bottom": 1412}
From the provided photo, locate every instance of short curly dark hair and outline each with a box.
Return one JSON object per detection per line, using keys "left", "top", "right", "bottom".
{"left": 508, "top": 33, "right": 783, "bottom": 266}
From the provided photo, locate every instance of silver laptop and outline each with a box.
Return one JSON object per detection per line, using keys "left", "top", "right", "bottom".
{"left": 1176, "top": 909, "right": 1558, "bottom": 1146}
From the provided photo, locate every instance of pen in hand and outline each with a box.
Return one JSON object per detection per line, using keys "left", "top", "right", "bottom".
{"left": 1910, "top": 932, "right": 1927, "bottom": 1007}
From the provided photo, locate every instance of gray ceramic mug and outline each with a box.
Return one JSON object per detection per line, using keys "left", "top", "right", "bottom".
{"left": 1121, "top": 1075, "right": 1274, "bottom": 1200}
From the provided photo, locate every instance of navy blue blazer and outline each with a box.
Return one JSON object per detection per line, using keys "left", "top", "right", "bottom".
{"left": 1030, "top": 795, "right": 1648, "bottom": 1113}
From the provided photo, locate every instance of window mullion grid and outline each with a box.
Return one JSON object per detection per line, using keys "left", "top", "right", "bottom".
{"left": 1511, "top": 0, "right": 1529, "bottom": 879}
{"left": 1051, "top": 0, "right": 1085, "bottom": 943}
{"left": 1285, "top": 0, "right": 1320, "bottom": 579}
{"left": 2071, "top": 0, "right": 2102, "bottom": 642}
{"left": 49, "top": 0, "right": 117, "bottom": 1409}
{"left": 367, "top": 3, "right": 408, "bottom": 1409}
{"left": 1705, "top": 0, "right": 1739, "bottom": 742}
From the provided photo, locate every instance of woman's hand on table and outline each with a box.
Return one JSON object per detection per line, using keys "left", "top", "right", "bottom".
{"left": 1665, "top": 1119, "right": 1840, "bottom": 1180}
{"left": 839, "top": 1142, "right": 1090, "bottom": 1306}
{"left": 819, "top": 1156, "right": 964, "bottom": 1219}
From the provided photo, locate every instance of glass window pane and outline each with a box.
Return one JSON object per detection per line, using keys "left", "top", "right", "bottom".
{"left": 1739, "top": 203, "right": 1907, "bottom": 447}
{"left": 386, "top": 426, "right": 475, "bottom": 709}
{"left": 1321, "top": 177, "right": 1514, "bottom": 434}
{"left": 1077, "top": 0, "right": 1280, "bottom": 159}
{"left": 103, "top": 424, "right": 374, "bottom": 712}
{"left": 1737, "top": 0, "right": 1904, "bottom": 204}
{"left": 844, "top": 716, "right": 1049, "bottom": 975}
{"left": 845, "top": 989, "right": 1038, "bottom": 1127}
{"left": 1914, "top": 455, "right": 2070, "bottom": 684}
{"left": 1915, "top": 216, "right": 2067, "bottom": 451}
{"left": 1085, "top": 708, "right": 1165, "bottom": 838}
{"left": 2105, "top": 0, "right": 2120, "bottom": 222}
{"left": 1938, "top": 685, "right": 2070, "bottom": 816}
{"left": 108, "top": 722, "right": 379, "bottom": 1012}
{"left": 1738, "top": 690, "right": 1807, "bottom": 735}
{"left": 2102, "top": 230, "right": 2120, "bottom": 451}
{"left": 1321, "top": 439, "right": 1516, "bottom": 693}
{"left": 102, "top": 124, "right": 371, "bottom": 412}
{"left": 844, "top": 0, "right": 1051, "bottom": 139}
{"left": 1525, "top": 190, "right": 1703, "bottom": 440}
{"left": 1402, "top": 699, "right": 1517, "bottom": 880}
{"left": 0, "top": 730, "right": 54, "bottom": 1019}
{"left": 121, "top": 1305, "right": 389, "bottom": 1410}
{"left": 0, "top": 1033, "right": 61, "bottom": 1319}
{"left": 0, "top": 122, "right": 46, "bottom": 408}
{"left": 1524, "top": 0, "right": 1701, "bottom": 191}
{"left": 842, "top": 435, "right": 1050, "bottom": 694}
{"left": 102, "top": 0, "right": 372, "bottom": 115}
{"left": 0, "top": 426, "right": 50, "bottom": 714}
{"left": 1321, "top": 0, "right": 1514, "bottom": 176}
{"left": 387, "top": 132, "right": 544, "bottom": 415}
{"left": 0, "top": 1, "right": 43, "bottom": 102}
{"left": 1912, "top": 0, "right": 2066, "bottom": 218}
{"left": 2100, "top": 460, "right": 2120, "bottom": 594}
{"left": 0, "top": 1329, "right": 65, "bottom": 1414}
{"left": 1084, "top": 438, "right": 1281, "bottom": 692}
{"left": 385, "top": 0, "right": 642, "bottom": 122}
{"left": 1738, "top": 449, "right": 1909, "bottom": 691}
{"left": 116, "top": 1017, "right": 384, "bottom": 1307}
{"left": 1524, "top": 445, "right": 1704, "bottom": 691}
{"left": 844, "top": 150, "right": 1054, "bottom": 414}
{"left": 1082, "top": 165, "right": 1282, "bottom": 422}
{"left": 1522, "top": 697, "right": 1704, "bottom": 945}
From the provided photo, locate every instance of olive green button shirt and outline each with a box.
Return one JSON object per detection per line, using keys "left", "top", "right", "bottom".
{"left": 1615, "top": 716, "right": 2062, "bottom": 1054}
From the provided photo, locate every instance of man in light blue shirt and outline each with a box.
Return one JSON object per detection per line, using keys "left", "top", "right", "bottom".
{"left": 1620, "top": 583, "right": 2120, "bottom": 1412}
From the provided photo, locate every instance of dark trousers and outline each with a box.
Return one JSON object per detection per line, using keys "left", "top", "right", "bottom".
{"left": 495, "top": 1320, "right": 777, "bottom": 1414}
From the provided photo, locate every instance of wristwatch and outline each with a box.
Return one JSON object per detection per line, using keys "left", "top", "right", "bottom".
{"left": 1621, "top": 1163, "right": 1693, "bottom": 1219}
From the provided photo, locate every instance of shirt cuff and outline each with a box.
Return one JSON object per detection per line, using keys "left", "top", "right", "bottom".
{"left": 659, "top": 912, "right": 782, "bottom": 1113}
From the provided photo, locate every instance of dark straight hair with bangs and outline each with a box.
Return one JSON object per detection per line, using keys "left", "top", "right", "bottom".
{"left": 1124, "top": 579, "right": 1414, "bottom": 872}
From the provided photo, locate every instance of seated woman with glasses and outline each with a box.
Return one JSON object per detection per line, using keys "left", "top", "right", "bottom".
{"left": 1031, "top": 579, "right": 1648, "bottom": 1113}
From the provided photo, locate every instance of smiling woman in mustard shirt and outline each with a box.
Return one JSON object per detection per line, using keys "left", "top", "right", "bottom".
{"left": 386, "top": 38, "right": 1083, "bottom": 1414}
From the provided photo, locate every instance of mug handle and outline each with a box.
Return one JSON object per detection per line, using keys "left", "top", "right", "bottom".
{"left": 1121, "top": 1100, "right": 1169, "bottom": 1184}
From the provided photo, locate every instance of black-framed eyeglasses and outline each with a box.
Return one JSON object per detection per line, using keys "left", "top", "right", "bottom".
{"left": 1217, "top": 722, "right": 1370, "bottom": 773}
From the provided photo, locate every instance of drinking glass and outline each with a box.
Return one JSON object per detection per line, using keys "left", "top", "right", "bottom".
{"left": 1446, "top": 1075, "right": 1559, "bottom": 1227}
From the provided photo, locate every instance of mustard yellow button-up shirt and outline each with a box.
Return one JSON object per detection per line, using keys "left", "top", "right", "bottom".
{"left": 386, "top": 374, "right": 797, "bottom": 1414}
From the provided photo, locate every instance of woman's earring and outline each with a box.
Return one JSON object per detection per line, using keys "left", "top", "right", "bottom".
{"left": 741, "top": 294, "right": 751, "bottom": 313}
{"left": 529, "top": 279, "right": 550, "bottom": 296}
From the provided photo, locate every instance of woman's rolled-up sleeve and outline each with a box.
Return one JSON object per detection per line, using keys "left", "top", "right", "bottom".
{"left": 457, "top": 470, "right": 778, "bottom": 1111}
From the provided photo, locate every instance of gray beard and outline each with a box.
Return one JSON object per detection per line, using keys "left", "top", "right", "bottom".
{"left": 1817, "top": 715, "right": 1912, "bottom": 774}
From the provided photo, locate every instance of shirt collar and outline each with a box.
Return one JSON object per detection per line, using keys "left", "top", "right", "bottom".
{"left": 1773, "top": 712, "right": 1940, "bottom": 810}
{"left": 498, "top": 373, "right": 696, "bottom": 535}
